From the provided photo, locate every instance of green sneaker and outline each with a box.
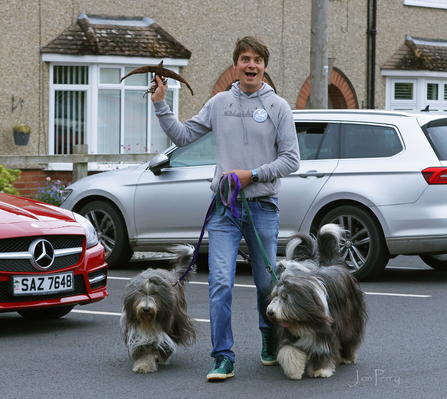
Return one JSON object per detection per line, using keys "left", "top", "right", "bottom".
{"left": 207, "top": 355, "right": 235, "bottom": 381}
{"left": 261, "top": 332, "right": 278, "bottom": 366}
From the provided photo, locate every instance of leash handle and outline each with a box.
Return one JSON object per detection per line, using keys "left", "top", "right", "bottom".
{"left": 216, "top": 174, "right": 241, "bottom": 218}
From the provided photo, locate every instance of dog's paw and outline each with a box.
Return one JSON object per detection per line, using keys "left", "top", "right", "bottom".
{"left": 133, "top": 358, "right": 158, "bottom": 373}
{"left": 278, "top": 345, "right": 307, "bottom": 380}
{"left": 309, "top": 368, "right": 334, "bottom": 378}
{"left": 340, "top": 352, "right": 358, "bottom": 365}
{"left": 340, "top": 357, "right": 356, "bottom": 365}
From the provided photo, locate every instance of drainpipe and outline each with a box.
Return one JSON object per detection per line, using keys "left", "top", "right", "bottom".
{"left": 367, "top": 0, "right": 377, "bottom": 109}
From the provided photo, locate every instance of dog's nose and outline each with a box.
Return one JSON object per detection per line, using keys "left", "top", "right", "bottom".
{"left": 267, "top": 309, "right": 274, "bottom": 316}
{"left": 143, "top": 306, "right": 152, "bottom": 313}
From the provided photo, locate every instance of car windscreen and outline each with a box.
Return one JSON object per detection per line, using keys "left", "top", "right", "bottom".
{"left": 423, "top": 118, "right": 447, "bottom": 161}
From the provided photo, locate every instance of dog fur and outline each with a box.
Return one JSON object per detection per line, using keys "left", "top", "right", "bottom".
{"left": 121, "top": 245, "right": 197, "bottom": 373}
{"left": 266, "top": 224, "right": 367, "bottom": 380}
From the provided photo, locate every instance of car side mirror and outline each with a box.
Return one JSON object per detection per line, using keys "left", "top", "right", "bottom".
{"left": 149, "top": 153, "right": 170, "bottom": 175}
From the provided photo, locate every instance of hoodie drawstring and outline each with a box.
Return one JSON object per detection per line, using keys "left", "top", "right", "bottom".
{"left": 238, "top": 83, "right": 280, "bottom": 144}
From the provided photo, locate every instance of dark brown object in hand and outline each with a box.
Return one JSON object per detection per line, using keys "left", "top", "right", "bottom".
{"left": 120, "top": 61, "right": 194, "bottom": 96}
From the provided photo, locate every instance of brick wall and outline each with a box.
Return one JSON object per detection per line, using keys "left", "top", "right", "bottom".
{"left": 14, "top": 170, "right": 76, "bottom": 199}
{"left": 295, "top": 68, "right": 358, "bottom": 110}
{"left": 14, "top": 170, "right": 73, "bottom": 199}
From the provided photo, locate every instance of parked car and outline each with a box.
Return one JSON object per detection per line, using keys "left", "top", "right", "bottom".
{"left": 60, "top": 109, "right": 447, "bottom": 280}
{"left": 0, "top": 193, "right": 108, "bottom": 319}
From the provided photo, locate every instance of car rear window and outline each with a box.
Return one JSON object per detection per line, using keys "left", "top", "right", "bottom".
{"left": 423, "top": 119, "right": 447, "bottom": 161}
{"left": 341, "top": 123, "right": 403, "bottom": 159}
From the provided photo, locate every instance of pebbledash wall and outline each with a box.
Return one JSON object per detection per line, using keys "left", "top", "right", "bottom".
{"left": 2, "top": 0, "right": 447, "bottom": 198}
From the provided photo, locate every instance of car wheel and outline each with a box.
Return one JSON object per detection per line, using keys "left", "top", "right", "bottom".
{"left": 419, "top": 254, "right": 447, "bottom": 270}
{"left": 17, "top": 305, "right": 74, "bottom": 320}
{"left": 79, "top": 200, "right": 133, "bottom": 269}
{"left": 319, "top": 205, "right": 389, "bottom": 281}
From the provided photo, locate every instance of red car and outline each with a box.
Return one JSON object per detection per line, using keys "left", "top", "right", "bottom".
{"left": 0, "top": 193, "right": 108, "bottom": 319}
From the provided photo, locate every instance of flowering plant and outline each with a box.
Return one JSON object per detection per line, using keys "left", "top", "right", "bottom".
{"left": 35, "top": 177, "right": 70, "bottom": 206}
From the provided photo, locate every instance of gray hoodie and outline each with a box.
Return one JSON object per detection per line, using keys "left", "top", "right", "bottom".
{"left": 154, "top": 82, "right": 300, "bottom": 198}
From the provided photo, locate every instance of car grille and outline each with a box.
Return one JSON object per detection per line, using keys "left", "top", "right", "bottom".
{"left": 0, "top": 235, "right": 83, "bottom": 272}
{"left": 0, "top": 274, "right": 87, "bottom": 303}
{"left": 88, "top": 268, "right": 107, "bottom": 290}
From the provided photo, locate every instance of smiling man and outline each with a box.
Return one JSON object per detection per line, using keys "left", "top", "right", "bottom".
{"left": 151, "top": 36, "right": 300, "bottom": 381}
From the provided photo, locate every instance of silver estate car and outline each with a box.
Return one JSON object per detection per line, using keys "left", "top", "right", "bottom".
{"left": 61, "top": 110, "right": 447, "bottom": 280}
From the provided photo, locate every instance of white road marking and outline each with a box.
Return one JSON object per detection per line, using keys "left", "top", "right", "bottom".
{"left": 108, "top": 276, "right": 431, "bottom": 298}
{"left": 108, "top": 277, "right": 255, "bottom": 289}
{"left": 72, "top": 309, "right": 210, "bottom": 322}
{"left": 364, "top": 292, "right": 431, "bottom": 298}
{"left": 107, "top": 276, "right": 131, "bottom": 281}
{"left": 73, "top": 309, "right": 122, "bottom": 316}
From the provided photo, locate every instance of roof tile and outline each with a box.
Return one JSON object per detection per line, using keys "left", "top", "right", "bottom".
{"left": 41, "top": 13, "right": 191, "bottom": 59}
{"left": 382, "top": 35, "right": 447, "bottom": 72}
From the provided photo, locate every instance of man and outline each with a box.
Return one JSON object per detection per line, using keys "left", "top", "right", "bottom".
{"left": 151, "top": 36, "right": 300, "bottom": 381}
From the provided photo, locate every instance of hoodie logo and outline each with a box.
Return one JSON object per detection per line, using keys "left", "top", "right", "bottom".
{"left": 253, "top": 108, "right": 268, "bottom": 123}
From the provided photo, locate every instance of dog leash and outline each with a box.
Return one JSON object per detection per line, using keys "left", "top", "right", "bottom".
{"left": 179, "top": 173, "right": 278, "bottom": 285}
{"left": 178, "top": 197, "right": 216, "bottom": 282}
{"left": 218, "top": 174, "right": 278, "bottom": 285}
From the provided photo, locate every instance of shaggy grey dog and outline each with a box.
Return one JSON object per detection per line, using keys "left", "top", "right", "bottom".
{"left": 266, "top": 224, "right": 367, "bottom": 380}
{"left": 121, "top": 245, "right": 197, "bottom": 373}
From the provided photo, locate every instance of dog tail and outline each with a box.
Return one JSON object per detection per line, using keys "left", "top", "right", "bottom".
{"left": 317, "top": 224, "right": 345, "bottom": 266}
{"left": 167, "top": 244, "right": 196, "bottom": 282}
{"left": 285, "top": 233, "right": 317, "bottom": 262}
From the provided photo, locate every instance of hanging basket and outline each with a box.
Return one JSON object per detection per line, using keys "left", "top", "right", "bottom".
{"left": 13, "top": 129, "right": 31, "bottom": 146}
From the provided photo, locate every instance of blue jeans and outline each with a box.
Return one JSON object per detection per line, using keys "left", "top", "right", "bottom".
{"left": 207, "top": 198, "right": 279, "bottom": 363}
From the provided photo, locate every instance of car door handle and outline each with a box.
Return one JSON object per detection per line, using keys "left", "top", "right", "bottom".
{"left": 207, "top": 178, "right": 213, "bottom": 182}
{"left": 298, "top": 170, "right": 325, "bottom": 178}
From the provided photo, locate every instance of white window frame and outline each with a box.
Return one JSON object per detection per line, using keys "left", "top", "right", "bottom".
{"left": 42, "top": 54, "right": 187, "bottom": 170}
{"left": 382, "top": 70, "right": 447, "bottom": 112}
{"left": 388, "top": 78, "right": 418, "bottom": 110}
{"left": 404, "top": 0, "right": 447, "bottom": 9}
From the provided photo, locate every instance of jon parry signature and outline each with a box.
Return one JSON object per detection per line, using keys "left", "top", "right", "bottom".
{"left": 348, "top": 369, "right": 401, "bottom": 388}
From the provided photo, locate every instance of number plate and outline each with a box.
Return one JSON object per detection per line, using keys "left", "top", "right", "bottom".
{"left": 12, "top": 272, "right": 74, "bottom": 296}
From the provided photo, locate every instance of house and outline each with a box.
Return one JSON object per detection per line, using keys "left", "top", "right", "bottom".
{"left": 1, "top": 0, "right": 447, "bottom": 196}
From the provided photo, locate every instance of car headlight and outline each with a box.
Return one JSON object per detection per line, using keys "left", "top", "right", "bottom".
{"left": 74, "top": 212, "right": 99, "bottom": 248}
{"left": 60, "top": 189, "right": 73, "bottom": 205}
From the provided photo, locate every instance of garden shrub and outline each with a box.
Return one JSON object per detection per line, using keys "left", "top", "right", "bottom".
{"left": 0, "top": 165, "right": 21, "bottom": 195}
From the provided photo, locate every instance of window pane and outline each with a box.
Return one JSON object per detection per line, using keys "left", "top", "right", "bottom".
{"left": 295, "top": 123, "right": 327, "bottom": 160}
{"left": 444, "top": 84, "right": 447, "bottom": 101}
{"left": 150, "top": 91, "right": 173, "bottom": 153}
{"left": 54, "top": 66, "right": 88, "bottom": 84}
{"left": 317, "top": 124, "right": 339, "bottom": 159}
{"left": 54, "top": 91, "right": 86, "bottom": 154}
{"left": 124, "top": 90, "right": 147, "bottom": 153}
{"left": 98, "top": 90, "right": 121, "bottom": 153}
{"left": 100, "top": 68, "right": 121, "bottom": 84}
{"left": 394, "top": 83, "right": 413, "bottom": 100}
{"left": 124, "top": 67, "right": 148, "bottom": 86}
{"left": 425, "top": 119, "right": 447, "bottom": 161}
{"left": 427, "top": 83, "right": 439, "bottom": 100}
{"left": 170, "top": 133, "right": 216, "bottom": 167}
{"left": 341, "top": 124, "right": 402, "bottom": 159}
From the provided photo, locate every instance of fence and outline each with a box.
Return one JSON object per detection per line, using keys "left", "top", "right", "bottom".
{"left": 0, "top": 144, "right": 157, "bottom": 182}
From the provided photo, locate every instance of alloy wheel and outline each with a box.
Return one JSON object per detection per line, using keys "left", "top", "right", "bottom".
{"left": 84, "top": 209, "right": 116, "bottom": 259}
{"left": 329, "top": 214, "right": 371, "bottom": 272}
